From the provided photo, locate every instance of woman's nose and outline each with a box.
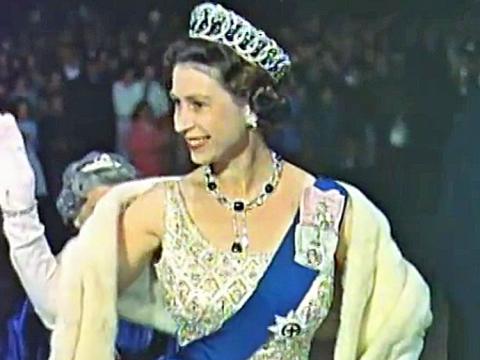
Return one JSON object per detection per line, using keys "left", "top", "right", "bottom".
{"left": 173, "top": 107, "right": 194, "bottom": 134}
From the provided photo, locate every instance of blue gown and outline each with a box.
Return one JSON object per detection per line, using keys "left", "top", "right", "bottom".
{"left": 2, "top": 299, "right": 159, "bottom": 359}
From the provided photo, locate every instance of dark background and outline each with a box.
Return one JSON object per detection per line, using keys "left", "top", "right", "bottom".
{"left": 1, "top": 0, "right": 479, "bottom": 358}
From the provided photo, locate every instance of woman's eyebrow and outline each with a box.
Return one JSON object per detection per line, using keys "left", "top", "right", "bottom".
{"left": 170, "top": 92, "right": 211, "bottom": 101}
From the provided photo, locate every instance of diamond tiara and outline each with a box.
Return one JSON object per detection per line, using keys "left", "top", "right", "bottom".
{"left": 189, "top": 2, "right": 291, "bottom": 82}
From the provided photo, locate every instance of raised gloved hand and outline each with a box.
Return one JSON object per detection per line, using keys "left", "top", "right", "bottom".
{"left": 0, "top": 112, "right": 36, "bottom": 213}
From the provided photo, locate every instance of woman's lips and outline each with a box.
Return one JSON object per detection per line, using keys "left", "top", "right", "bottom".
{"left": 186, "top": 136, "right": 210, "bottom": 150}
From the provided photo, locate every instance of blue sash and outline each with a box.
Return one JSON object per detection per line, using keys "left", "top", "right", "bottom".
{"left": 163, "top": 178, "right": 347, "bottom": 360}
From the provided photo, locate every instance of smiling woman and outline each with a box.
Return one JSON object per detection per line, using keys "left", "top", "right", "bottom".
{"left": 0, "top": 2, "right": 432, "bottom": 360}
{"left": 164, "top": 38, "right": 289, "bottom": 167}
{"left": 163, "top": 37, "right": 288, "bottom": 124}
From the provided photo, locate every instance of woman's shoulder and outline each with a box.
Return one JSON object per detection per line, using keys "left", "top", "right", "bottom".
{"left": 289, "top": 166, "right": 386, "bottom": 224}
{"left": 110, "top": 176, "right": 183, "bottom": 236}
{"left": 286, "top": 162, "right": 348, "bottom": 196}
{"left": 175, "top": 166, "right": 208, "bottom": 193}
{"left": 284, "top": 162, "right": 316, "bottom": 189}
{"left": 285, "top": 162, "right": 386, "bottom": 222}
{"left": 127, "top": 175, "right": 184, "bottom": 207}
{"left": 108, "top": 176, "right": 181, "bottom": 200}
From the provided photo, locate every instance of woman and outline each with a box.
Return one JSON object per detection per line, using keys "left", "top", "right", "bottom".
{"left": 0, "top": 150, "right": 163, "bottom": 359}
{"left": 0, "top": 3, "right": 431, "bottom": 359}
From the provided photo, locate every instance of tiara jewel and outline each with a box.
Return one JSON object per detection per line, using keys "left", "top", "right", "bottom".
{"left": 80, "top": 154, "right": 121, "bottom": 173}
{"left": 189, "top": 2, "right": 291, "bottom": 82}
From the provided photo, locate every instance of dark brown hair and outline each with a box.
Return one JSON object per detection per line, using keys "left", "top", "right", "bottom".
{"left": 131, "top": 100, "right": 152, "bottom": 121}
{"left": 163, "top": 38, "right": 290, "bottom": 128}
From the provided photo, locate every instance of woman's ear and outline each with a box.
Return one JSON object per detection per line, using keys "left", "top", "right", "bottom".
{"left": 244, "top": 105, "right": 258, "bottom": 129}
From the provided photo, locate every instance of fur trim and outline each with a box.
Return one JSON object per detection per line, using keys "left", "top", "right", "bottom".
{"left": 333, "top": 183, "right": 432, "bottom": 360}
{"left": 49, "top": 177, "right": 177, "bottom": 360}
{"left": 48, "top": 178, "right": 432, "bottom": 360}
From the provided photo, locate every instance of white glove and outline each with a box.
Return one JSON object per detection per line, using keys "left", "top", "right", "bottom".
{"left": 0, "top": 112, "right": 36, "bottom": 212}
{"left": 0, "top": 114, "right": 58, "bottom": 329}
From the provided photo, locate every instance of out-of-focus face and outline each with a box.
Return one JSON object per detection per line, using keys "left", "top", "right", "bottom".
{"left": 12, "top": 58, "right": 21, "bottom": 71}
{"left": 27, "top": 55, "right": 36, "bottom": 69}
{"left": 0, "top": 84, "right": 6, "bottom": 97}
{"left": 320, "top": 86, "right": 333, "bottom": 106}
{"left": 170, "top": 63, "right": 248, "bottom": 166}
{"left": 144, "top": 65, "right": 155, "bottom": 80}
{"left": 15, "top": 77, "right": 27, "bottom": 91}
{"left": 17, "top": 102, "right": 29, "bottom": 120}
{"left": 74, "top": 185, "right": 111, "bottom": 229}
{"left": 50, "top": 72, "right": 62, "bottom": 89}
{"left": 50, "top": 96, "right": 64, "bottom": 115}
{"left": 139, "top": 105, "right": 154, "bottom": 121}
{"left": 123, "top": 69, "right": 135, "bottom": 84}
{"left": 86, "top": 61, "right": 99, "bottom": 79}
{"left": 60, "top": 46, "right": 76, "bottom": 65}
{"left": 0, "top": 54, "right": 7, "bottom": 67}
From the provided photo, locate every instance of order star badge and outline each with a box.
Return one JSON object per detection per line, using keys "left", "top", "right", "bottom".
{"left": 268, "top": 310, "right": 306, "bottom": 340}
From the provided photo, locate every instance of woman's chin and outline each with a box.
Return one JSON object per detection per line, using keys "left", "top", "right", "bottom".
{"left": 189, "top": 151, "right": 213, "bottom": 166}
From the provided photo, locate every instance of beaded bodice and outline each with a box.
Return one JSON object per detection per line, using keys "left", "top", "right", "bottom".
{"left": 154, "top": 180, "right": 337, "bottom": 359}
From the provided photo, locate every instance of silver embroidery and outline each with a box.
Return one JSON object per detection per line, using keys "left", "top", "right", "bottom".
{"left": 154, "top": 180, "right": 338, "bottom": 359}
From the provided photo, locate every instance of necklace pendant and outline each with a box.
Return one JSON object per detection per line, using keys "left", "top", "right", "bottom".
{"left": 233, "top": 201, "right": 245, "bottom": 212}
{"left": 231, "top": 242, "right": 243, "bottom": 253}
{"left": 240, "top": 234, "right": 249, "bottom": 249}
{"left": 204, "top": 151, "right": 284, "bottom": 255}
{"left": 231, "top": 235, "right": 249, "bottom": 253}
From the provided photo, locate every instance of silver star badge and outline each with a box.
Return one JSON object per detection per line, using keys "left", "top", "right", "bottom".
{"left": 268, "top": 310, "right": 306, "bottom": 340}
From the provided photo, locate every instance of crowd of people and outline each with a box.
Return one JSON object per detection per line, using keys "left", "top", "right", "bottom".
{"left": 0, "top": 5, "right": 474, "bottom": 189}
{"left": 1, "top": 1, "right": 480, "bottom": 359}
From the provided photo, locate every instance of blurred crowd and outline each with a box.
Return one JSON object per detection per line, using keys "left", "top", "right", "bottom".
{"left": 2, "top": 2, "right": 479, "bottom": 238}
{"left": 1, "top": 2, "right": 480, "bottom": 356}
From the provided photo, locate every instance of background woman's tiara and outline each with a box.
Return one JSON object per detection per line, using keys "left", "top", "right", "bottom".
{"left": 189, "top": 2, "right": 291, "bottom": 82}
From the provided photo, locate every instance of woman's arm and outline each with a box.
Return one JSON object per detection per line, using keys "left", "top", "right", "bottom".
{"left": 117, "top": 185, "right": 164, "bottom": 291}
{"left": 0, "top": 114, "right": 161, "bottom": 329}
{"left": 48, "top": 178, "right": 168, "bottom": 359}
{"left": 3, "top": 185, "right": 119, "bottom": 329}
{"left": 3, "top": 207, "right": 60, "bottom": 328}
{"left": 0, "top": 113, "right": 59, "bottom": 327}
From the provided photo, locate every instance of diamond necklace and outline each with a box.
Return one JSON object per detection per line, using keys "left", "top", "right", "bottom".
{"left": 203, "top": 151, "right": 284, "bottom": 253}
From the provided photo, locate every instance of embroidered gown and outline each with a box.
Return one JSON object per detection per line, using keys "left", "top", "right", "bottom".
{"left": 156, "top": 178, "right": 347, "bottom": 359}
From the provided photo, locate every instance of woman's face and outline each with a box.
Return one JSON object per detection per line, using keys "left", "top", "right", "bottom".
{"left": 74, "top": 185, "right": 111, "bottom": 229}
{"left": 170, "top": 63, "right": 248, "bottom": 165}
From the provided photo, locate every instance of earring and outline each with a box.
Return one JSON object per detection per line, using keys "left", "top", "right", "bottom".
{"left": 244, "top": 106, "right": 258, "bottom": 129}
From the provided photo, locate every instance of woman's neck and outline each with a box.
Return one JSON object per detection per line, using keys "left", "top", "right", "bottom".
{"left": 211, "top": 133, "right": 274, "bottom": 200}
